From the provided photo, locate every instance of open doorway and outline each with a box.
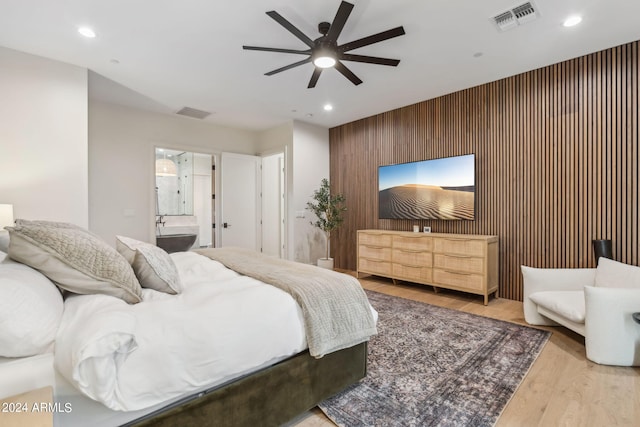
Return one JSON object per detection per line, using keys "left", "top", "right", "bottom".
{"left": 261, "top": 152, "right": 285, "bottom": 258}
{"left": 155, "top": 148, "right": 213, "bottom": 249}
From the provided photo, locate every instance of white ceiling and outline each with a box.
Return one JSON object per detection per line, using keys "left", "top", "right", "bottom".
{"left": 1, "top": 0, "right": 639, "bottom": 131}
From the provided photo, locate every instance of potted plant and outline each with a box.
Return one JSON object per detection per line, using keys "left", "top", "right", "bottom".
{"left": 306, "top": 178, "right": 347, "bottom": 269}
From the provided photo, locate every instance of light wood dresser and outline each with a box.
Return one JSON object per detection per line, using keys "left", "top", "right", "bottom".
{"left": 357, "top": 230, "right": 499, "bottom": 305}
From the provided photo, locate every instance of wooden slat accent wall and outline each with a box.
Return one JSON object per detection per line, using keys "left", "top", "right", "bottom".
{"left": 329, "top": 40, "right": 639, "bottom": 301}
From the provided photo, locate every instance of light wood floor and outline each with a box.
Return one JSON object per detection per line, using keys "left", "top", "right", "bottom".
{"left": 293, "top": 273, "right": 640, "bottom": 427}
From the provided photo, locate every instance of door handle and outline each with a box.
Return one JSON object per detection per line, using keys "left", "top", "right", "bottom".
{"left": 223, "top": 223, "right": 231, "bottom": 228}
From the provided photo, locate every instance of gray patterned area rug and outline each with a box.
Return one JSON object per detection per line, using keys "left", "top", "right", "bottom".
{"left": 319, "top": 290, "right": 550, "bottom": 427}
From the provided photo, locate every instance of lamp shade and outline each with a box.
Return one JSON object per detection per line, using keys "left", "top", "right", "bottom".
{"left": 155, "top": 158, "right": 177, "bottom": 176}
{"left": 0, "top": 204, "right": 14, "bottom": 229}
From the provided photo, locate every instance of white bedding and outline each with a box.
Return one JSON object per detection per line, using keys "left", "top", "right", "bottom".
{"left": 53, "top": 252, "right": 377, "bottom": 413}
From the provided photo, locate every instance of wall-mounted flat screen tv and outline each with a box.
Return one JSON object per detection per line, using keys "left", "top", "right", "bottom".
{"left": 378, "top": 154, "right": 475, "bottom": 220}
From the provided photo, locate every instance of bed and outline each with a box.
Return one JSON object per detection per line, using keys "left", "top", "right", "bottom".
{"left": 0, "top": 220, "right": 377, "bottom": 426}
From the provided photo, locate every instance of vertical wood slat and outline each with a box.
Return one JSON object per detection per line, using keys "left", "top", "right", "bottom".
{"left": 329, "top": 40, "right": 640, "bottom": 301}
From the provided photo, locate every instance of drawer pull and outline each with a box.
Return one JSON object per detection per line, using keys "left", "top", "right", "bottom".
{"left": 398, "top": 249, "right": 424, "bottom": 253}
{"left": 364, "top": 245, "right": 387, "bottom": 249}
{"left": 399, "top": 263, "right": 424, "bottom": 268}
{"left": 444, "top": 270, "right": 472, "bottom": 276}
{"left": 442, "top": 254, "right": 472, "bottom": 258}
{"left": 365, "top": 259, "right": 385, "bottom": 263}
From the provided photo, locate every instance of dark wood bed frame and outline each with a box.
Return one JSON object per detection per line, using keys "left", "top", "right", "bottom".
{"left": 126, "top": 342, "right": 367, "bottom": 427}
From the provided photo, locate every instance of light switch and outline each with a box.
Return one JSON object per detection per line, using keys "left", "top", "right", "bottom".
{"left": 296, "top": 210, "right": 306, "bottom": 218}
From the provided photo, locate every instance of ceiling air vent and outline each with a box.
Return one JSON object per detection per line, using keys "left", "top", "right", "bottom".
{"left": 492, "top": 1, "right": 539, "bottom": 32}
{"left": 176, "top": 107, "right": 212, "bottom": 120}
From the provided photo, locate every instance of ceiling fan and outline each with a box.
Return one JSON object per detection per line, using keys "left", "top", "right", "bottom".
{"left": 243, "top": 1, "right": 405, "bottom": 88}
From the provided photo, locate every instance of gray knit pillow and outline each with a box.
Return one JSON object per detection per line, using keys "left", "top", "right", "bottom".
{"left": 116, "top": 235, "right": 182, "bottom": 295}
{"left": 7, "top": 223, "right": 142, "bottom": 304}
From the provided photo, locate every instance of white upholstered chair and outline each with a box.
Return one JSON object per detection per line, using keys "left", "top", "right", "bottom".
{"left": 522, "top": 258, "right": 640, "bottom": 367}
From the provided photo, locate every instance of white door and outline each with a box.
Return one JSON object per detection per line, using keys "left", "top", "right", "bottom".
{"left": 261, "top": 152, "right": 285, "bottom": 257}
{"left": 219, "top": 153, "right": 261, "bottom": 250}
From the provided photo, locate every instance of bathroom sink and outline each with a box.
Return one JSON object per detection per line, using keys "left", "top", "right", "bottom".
{"left": 156, "top": 234, "right": 197, "bottom": 253}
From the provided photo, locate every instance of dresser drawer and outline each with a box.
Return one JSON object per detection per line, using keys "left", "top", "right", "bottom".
{"left": 433, "top": 253, "right": 483, "bottom": 274}
{"left": 393, "top": 264, "right": 432, "bottom": 283}
{"left": 359, "top": 245, "right": 392, "bottom": 261}
{"left": 433, "top": 238, "right": 485, "bottom": 257}
{"left": 393, "top": 235, "right": 432, "bottom": 251}
{"left": 358, "top": 232, "right": 392, "bottom": 247}
{"left": 358, "top": 258, "right": 392, "bottom": 276}
{"left": 393, "top": 249, "right": 432, "bottom": 267}
{"left": 433, "top": 269, "right": 485, "bottom": 292}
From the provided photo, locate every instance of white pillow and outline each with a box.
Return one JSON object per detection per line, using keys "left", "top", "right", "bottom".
{"left": 595, "top": 257, "right": 640, "bottom": 289}
{"left": 0, "top": 256, "right": 64, "bottom": 357}
{"left": 116, "top": 236, "right": 182, "bottom": 295}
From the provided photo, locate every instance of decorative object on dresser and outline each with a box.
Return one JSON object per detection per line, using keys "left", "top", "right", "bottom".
{"left": 306, "top": 178, "right": 347, "bottom": 269}
{"left": 357, "top": 230, "right": 499, "bottom": 305}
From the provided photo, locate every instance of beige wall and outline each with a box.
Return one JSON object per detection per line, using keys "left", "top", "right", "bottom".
{"left": 0, "top": 45, "right": 328, "bottom": 260}
{"left": 0, "top": 46, "right": 88, "bottom": 227}
{"left": 291, "top": 121, "right": 330, "bottom": 264}
{"left": 89, "top": 101, "right": 259, "bottom": 246}
{"left": 255, "top": 121, "right": 331, "bottom": 264}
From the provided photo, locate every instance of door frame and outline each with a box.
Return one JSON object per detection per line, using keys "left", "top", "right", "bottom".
{"left": 151, "top": 143, "right": 220, "bottom": 247}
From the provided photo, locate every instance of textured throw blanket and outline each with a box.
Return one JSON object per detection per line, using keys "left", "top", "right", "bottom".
{"left": 195, "top": 248, "right": 377, "bottom": 358}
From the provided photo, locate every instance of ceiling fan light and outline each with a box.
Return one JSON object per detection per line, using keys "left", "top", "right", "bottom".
{"left": 313, "top": 55, "right": 336, "bottom": 68}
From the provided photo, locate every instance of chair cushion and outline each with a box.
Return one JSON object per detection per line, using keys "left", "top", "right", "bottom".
{"left": 529, "top": 290, "right": 585, "bottom": 323}
{"left": 595, "top": 257, "right": 640, "bottom": 289}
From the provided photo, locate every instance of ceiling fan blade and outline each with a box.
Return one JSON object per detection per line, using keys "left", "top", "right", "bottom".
{"left": 243, "top": 45, "right": 311, "bottom": 55}
{"left": 265, "top": 57, "right": 312, "bottom": 76}
{"left": 326, "top": 1, "right": 354, "bottom": 43}
{"left": 334, "top": 61, "right": 363, "bottom": 85}
{"left": 266, "top": 11, "right": 315, "bottom": 48}
{"left": 308, "top": 67, "right": 323, "bottom": 88}
{"left": 339, "top": 26, "right": 405, "bottom": 53}
{"left": 340, "top": 53, "right": 400, "bottom": 66}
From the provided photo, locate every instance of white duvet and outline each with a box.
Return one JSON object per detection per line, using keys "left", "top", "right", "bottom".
{"left": 54, "top": 252, "right": 313, "bottom": 411}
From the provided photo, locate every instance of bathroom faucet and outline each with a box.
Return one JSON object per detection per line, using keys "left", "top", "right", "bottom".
{"left": 156, "top": 215, "right": 165, "bottom": 227}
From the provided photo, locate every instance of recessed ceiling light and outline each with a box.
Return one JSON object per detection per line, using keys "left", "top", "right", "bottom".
{"left": 78, "top": 27, "right": 96, "bottom": 38}
{"left": 563, "top": 16, "right": 582, "bottom": 27}
{"left": 473, "top": 52, "right": 483, "bottom": 58}
{"left": 323, "top": 104, "right": 333, "bottom": 111}
{"left": 110, "top": 59, "right": 120, "bottom": 64}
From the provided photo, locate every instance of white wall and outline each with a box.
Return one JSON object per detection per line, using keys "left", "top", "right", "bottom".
{"left": 291, "top": 121, "right": 330, "bottom": 264}
{"left": 0, "top": 46, "right": 88, "bottom": 226}
{"left": 89, "top": 101, "right": 258, "bottom": 245}
{"left": 256, "top": 122, "right": 293, "bottom": 155}
{"left": 255, "top": 120, "right": 330, "bottom": 264}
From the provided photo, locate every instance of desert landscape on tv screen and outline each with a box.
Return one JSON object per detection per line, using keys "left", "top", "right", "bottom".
{"left": 378, "top": 154, "right": 475, "bottom": 220}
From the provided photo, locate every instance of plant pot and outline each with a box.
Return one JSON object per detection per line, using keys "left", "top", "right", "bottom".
{"left": 317, "top": 258, "right": 334, "bottom": 270}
